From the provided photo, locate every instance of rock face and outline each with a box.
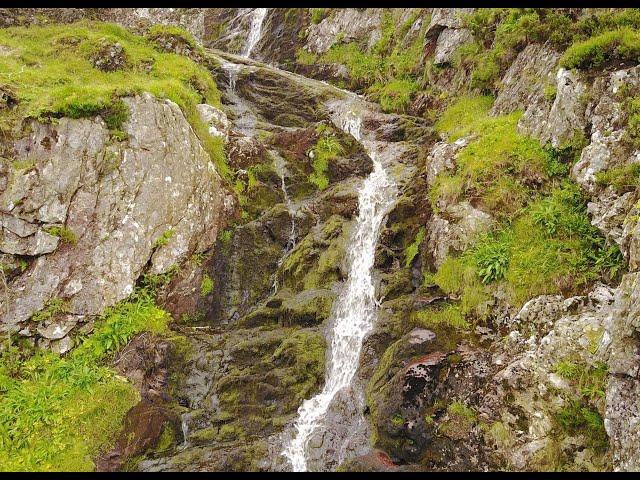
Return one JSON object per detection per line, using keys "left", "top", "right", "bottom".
{"left": 304, "top": 8, "right": 384, "bottom": 55}
{"left": 492, "top": 43, "right": 561, "bottom": 116}
{"left": 0, "top": 93, "right": 235, "bottom": 341}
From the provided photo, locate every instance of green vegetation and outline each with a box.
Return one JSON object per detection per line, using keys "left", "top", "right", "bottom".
{"left": 200, "top": 273, "right": 214, "bottom": 297}
{"left": 595, "top": 163, "right": 640, "bottom": 193}
{"left": 43, "top": 225, "right": 78, "bottom": 245}
{"left": 456, "top": 8, "right": 640, "bottom": 91}
{"left": 623, "top": 96, "right": 640, "bottom": 148}
{"left": 554, "top": 396, "right": 608, "bottom": 451}
{"left": 404, "top": 227, "right": 426, "bottom": 268}
{"left": 0, "top": 21, "right": 229, "bottom": 179}
{"left": 0, "top": 289, "right": 170, "bottom": 471}
{"left": 310, "top": 8, "right": 329, "bottom": 25}
{"left": 303, "top": 10, "right": 426, "bottom": 112}
{"left": 29, "top": 297, "right": 69, "bottom": 322}
{"left": 426, "top": 96, "right": 624, "bottom": 326}
{"left": 308, "top": 135, "right": 344, "bottom": 190}
{"left": 153, "top": 228, "right": 175, "bottom": 248}
{"left": 432, "top": 96, "right": 550, "bottom": 218}
{"left": 561, "top": 27, "right": 640, "bottom": 70}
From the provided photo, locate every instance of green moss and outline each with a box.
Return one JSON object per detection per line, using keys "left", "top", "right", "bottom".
{"left": 309, "top": 8, "right": 329, "bottom": 25}
{"left": 447, "top": 400, "right": 477, "bottom": 423}
{"left": 0, "top": 21, "right": 229, "bottom": 181}
{"left": 200, "top": 274, "right": 214, "bottom": 297}
{"left": 272, "top": 329, "right": 325, "bottom": 404}
{"left": 43, "top": 225, "right": 78, "bottom": 245}
{"left": 0, "top": 290, "right": 170, "bottom": 471}
{"left": 413, "top": 304, "right": 470, "bottom": 330}
{"left": 309, "top": 135, "right": 344, "bottom": 190}
{"left": 404, "top": 226, "right": 425, "bottom": 268}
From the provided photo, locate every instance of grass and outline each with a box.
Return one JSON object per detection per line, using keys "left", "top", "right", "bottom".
{"left": 431, "top": 182, "right": 624, "bottom": 312}
{"left": 304, "top": 10, "right": 426, "bottom": 113}
{"left": 0, "top": 21, "right": 229, "bottom": 180}
{"left": 432, "top": 96, "right": 550, "bottom": 218}
{"left": 561, "top": 27, "right": 640, "bottom": 70}
{"left": 595, "top": 163, "right": 640, "bottom": 193}
{"left": 0, "top": 289, "right": 170, "bottom": 471}
{"left": 427, "top": 96, "right": 624, "bottom": 315}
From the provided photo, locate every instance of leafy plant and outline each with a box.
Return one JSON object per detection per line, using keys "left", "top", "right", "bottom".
{"left": 470, "top": 235, "right": 510, "bottom": 284}
{"left": 309, "top": 135, "right": 344, "bottom": 190}
{"left": 200, "top": 274, "right": 214, "bottom": 297}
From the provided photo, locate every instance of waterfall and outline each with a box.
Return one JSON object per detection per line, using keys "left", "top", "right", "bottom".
{"left": 282, "top": 107, "right": 398, "bottom": 472}
{"left": 243, "top": 8, "right": 268, "bottom": 58}
{"left": 271, "top": 151, "right": 297, "bottom": 293}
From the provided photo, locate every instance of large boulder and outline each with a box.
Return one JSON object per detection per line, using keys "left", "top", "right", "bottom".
{"left": 0, "top": 93, "right": 235, "bottom": 338}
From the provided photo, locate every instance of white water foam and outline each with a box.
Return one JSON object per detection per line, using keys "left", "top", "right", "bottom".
{"left": 282, "top": 108, "right": 397, "bottom": 471}
{"left": 243, "top": 8, "right": 268, "bottom": 58}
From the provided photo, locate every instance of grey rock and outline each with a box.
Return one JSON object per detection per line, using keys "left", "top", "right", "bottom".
{"left": 1, "top": 93, "right": 234, "bottom": 335}
{"left": 197, "top": 103, "right": 230, "bottom": 140}
{"left": 36, "top": 315, "right": 78, "bottom": 339}
{"left": 492, "top": 43, "right": 561, "bottom": 116}
{"left": 433, "top": 28, "right": 473, "bottom": 65}
{"left": 519, "top": 68, "right": 587, "bottom": 147}
{"left": 304, "top": 8, "right": 384, "bottom": 55}
{"left": 426, "top": 201, "right": 494, "bottom": 269}
{"left": 425, "top": 139, "right": 467, "bottom": 188}
{"left": 427, "top": 8, "right": 475, "bottom": 34}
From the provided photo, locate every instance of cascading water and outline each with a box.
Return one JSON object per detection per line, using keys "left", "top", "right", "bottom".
{"left": 271, "top": 151, "right": 298, "bottom": 293}
{"left": 243, "top": 8, "right": 268, "bottom": 58}
{"left": 282, "top": 107, "right": 398, "bottom": 472}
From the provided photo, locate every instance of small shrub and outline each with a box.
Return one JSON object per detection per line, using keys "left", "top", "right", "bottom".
{"left": 200, "top": 274, "right": 214, "bottom": 297}
{"left": 44, "top": 225, "right": 78, "bottom": 245}
{"left": 309, "top": 135, "right": 344, "bottom": 190}
{"left": 153, "top": 228, "right": 175, "bottom": 248}
{"left": 30, "top": 297, "right": 69, "bottom": 322}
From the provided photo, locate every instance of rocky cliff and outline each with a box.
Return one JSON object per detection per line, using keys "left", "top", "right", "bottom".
{"left": 1, "top": 7, "right": 640, "bottom": 473}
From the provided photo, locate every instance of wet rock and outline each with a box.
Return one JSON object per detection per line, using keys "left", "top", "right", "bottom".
{"left": 197, "top": 103, "right": 230, "bottom": 139}
{"left": 337, "top": 449, "right": 398, "bottom": 472}
{"left": 371, "top": 351, "right": 448, "bottom": 462}
{"left": 96, "top": 400, "right": 181, "bottom": 472}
